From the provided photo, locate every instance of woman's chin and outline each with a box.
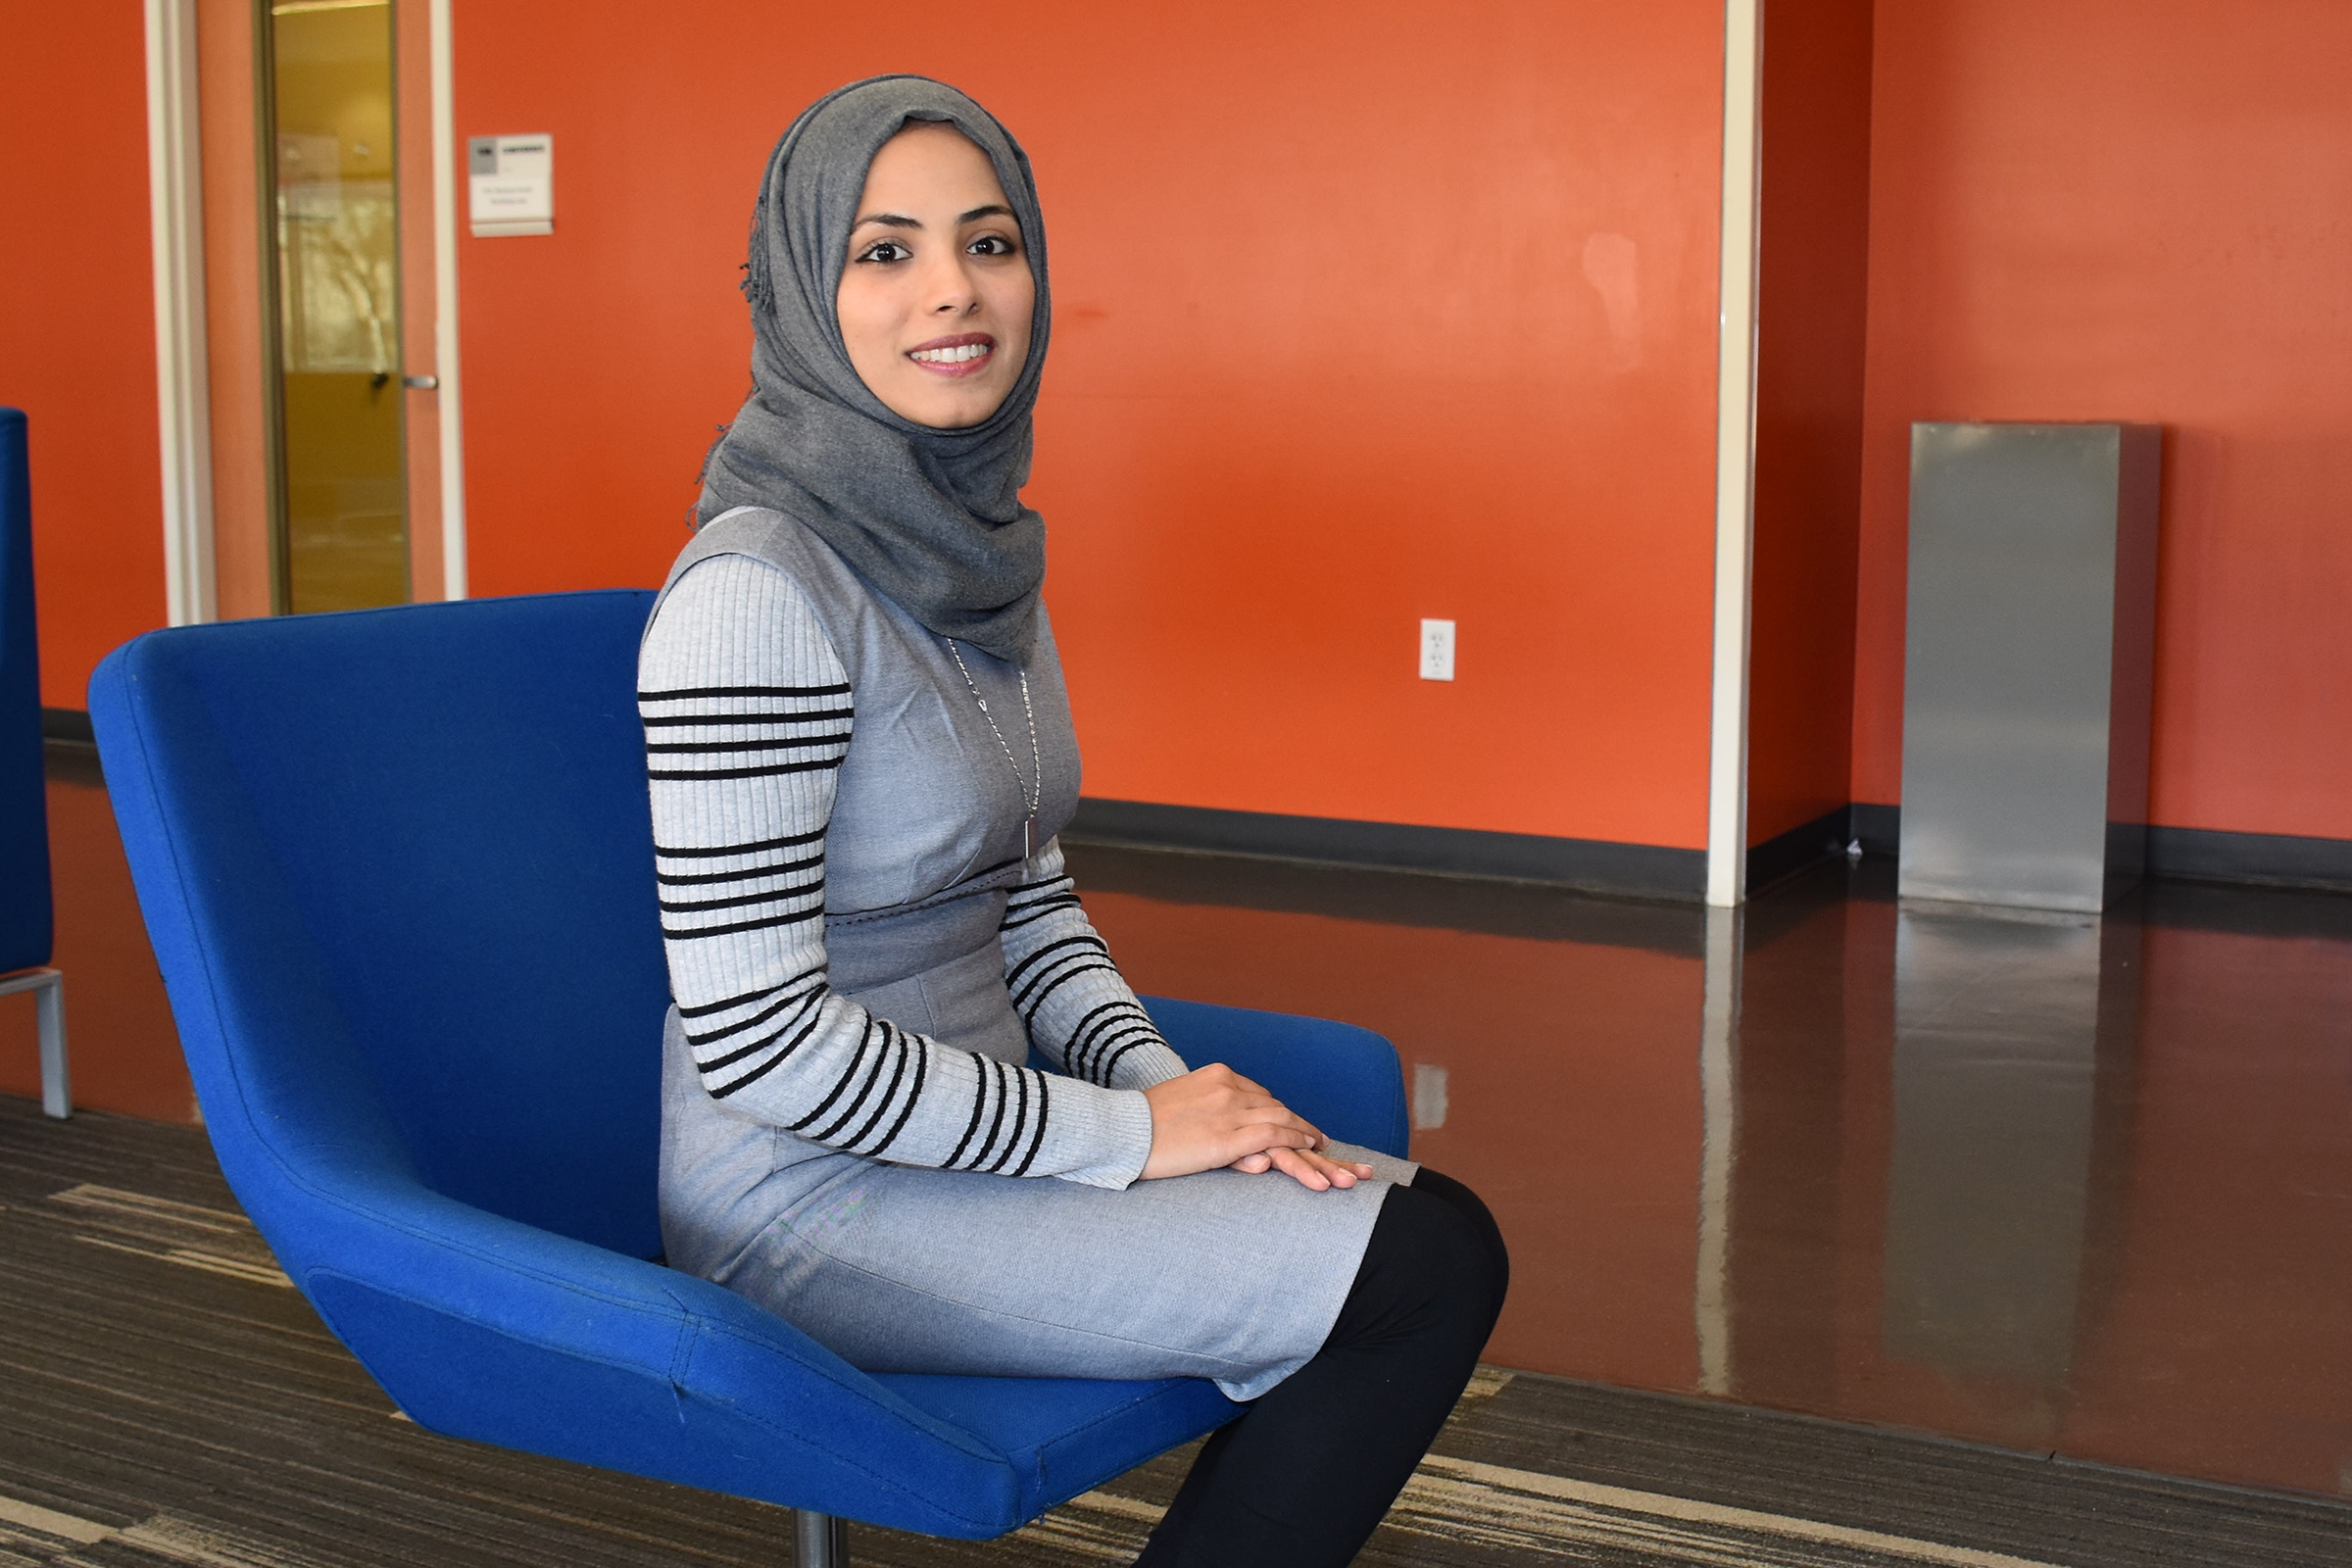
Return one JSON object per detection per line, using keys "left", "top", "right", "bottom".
{"left": 891, "top": 382, "right": 1013, "bottom": 430}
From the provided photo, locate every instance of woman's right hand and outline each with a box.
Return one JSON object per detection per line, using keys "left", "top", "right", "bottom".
{"left": 1141, "top": 1065, "right": 1372, "bottom": 1190}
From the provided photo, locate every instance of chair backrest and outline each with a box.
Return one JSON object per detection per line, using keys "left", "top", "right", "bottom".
{"left": 93, "top": 592, "right": 669, "bottom": 1256}
{"left": 0, "top": 410, "right": 53, "bottom": 976}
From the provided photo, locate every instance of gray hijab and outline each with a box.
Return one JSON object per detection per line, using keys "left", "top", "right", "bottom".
{"left": 694, "top": 75, "right": 1051, "bottom": 662}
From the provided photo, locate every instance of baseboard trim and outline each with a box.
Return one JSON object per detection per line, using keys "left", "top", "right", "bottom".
{"left": 1850, "top": 802, "right": 1900, "bottom": 858}
{"left": 47, "top": 715, "right": 2346, "bottom": 900}
{"left": 2145, "top": 824, "right": 2352, "bottom": 894}
{"left": 40, "top": 708, "right": 94, "bottom": 744}
{"left": 1065, "top": 799, "right": 1707, "bottom": 903}
{"left": 1744, "top": 807, "right": 1852, "bottom": 893}
{"left": 1845, "top": 803, "right": 2352, "bottom": 896}
{"left": 1070, "top": 798, "right": 2352, "bottom": 902}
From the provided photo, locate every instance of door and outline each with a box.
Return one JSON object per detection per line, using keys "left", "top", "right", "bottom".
{"left": 261, "top": 0, "right": 408, "bottom": 612}
{"left": 192, "top": 0, "right": 447, "bottom": 619}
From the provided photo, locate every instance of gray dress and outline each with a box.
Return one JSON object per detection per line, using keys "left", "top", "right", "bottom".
{"left": 645, "top": 509, "right": 1413, "bottom": 1400}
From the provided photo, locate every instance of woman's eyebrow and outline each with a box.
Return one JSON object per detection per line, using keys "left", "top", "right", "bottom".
{"left": 851, "top": 203, "right": 1016, "bottom": 231}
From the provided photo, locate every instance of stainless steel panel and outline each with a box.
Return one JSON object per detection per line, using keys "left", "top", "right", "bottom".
{"left": 1900, "top": 423, "right": 2160, "bottom": 910}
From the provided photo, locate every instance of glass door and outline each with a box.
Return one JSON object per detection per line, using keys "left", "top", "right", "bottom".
{"left": 261, "top": 0, "right": 410, "bottom": 613}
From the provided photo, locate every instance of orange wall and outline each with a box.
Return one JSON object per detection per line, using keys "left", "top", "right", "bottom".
{"left": 1745, "top": 0, "right": 1874, "bottom": 847}
{"left": 0, "top": 3, "right": 170, "bottom": 710}
{"left": 1854, "top": 1, "right": 2352, "bottom": 840}
{"left": 450, "top": 0, "right": 1731, "bottom": 851}
{"left": 22, "top": 3, "right": 2352, "bottom": 858}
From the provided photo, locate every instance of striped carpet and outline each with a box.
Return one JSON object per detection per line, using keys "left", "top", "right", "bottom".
{"left": 2, "top": 1097, "right": 2344, "bottom": 1567}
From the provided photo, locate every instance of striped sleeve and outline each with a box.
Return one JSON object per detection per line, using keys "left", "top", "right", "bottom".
{"left": 1001, "top": 837, "right": 1193, "bottom": 1092}
{"left": 640, "top": 553, "right": 1157, "bottom": 1188}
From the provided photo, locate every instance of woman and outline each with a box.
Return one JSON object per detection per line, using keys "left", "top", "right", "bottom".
{"left": 640, "top": 75, "right": 1507, "bottom": 1566}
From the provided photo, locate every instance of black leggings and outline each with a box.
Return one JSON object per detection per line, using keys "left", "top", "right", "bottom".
{"left": 1133, "top": 1168, "right": 1509, "bottom": 1567}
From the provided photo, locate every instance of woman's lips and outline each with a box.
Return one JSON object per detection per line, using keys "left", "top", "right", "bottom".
{"left": 906, "top": 332, "right": 995, "bottom": 377}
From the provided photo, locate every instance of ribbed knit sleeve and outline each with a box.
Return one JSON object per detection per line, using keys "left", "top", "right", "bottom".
{"left": 1001, "top": 839, "right": 1192, "bottom": 1092}
{"left": 640, "top": 554, "right": 1157, "bottom": 1189}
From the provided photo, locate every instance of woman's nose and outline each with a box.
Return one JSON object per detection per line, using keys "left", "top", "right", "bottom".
{"left": 922, "top": 255, "right": 979, "bottom": 314}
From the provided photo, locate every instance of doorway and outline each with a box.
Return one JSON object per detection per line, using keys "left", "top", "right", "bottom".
{"left": 260, "top": 0, "right": 410, "bottom": 613}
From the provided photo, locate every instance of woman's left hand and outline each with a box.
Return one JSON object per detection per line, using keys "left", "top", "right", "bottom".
{"left": 1229, "top": 1146, "right": 1378, "bottom": 1192}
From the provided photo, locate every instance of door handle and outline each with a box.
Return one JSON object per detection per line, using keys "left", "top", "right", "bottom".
{"left": 401, "top": 373, "right": 439, "bottom": 391}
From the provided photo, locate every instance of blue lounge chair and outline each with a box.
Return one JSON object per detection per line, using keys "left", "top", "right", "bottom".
{"left": 89, "top": 589, "right": 1406, "bottom": 1564}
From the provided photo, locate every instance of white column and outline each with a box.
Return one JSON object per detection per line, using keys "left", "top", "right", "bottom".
{"left": 145, "top": 0, "right": 215, "bottom": 627}
{"left": 429, "top": 0, "right": 467, "bottom": 600}
{"left": 1705, "top": 0, "right": 1764, "bottom": 908}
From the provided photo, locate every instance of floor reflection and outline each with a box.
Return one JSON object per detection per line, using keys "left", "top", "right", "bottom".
{"left": 0, "top": 750, "right": 188, "bottom": 1121}
{"left": 1883, "top": 906, "right": 2125, "bottom": 1406}
{"left": 8, "top": 742, "right": 2350, "bottom": 1501}
{"left": 1061, "top": 849, "right": 1715, "bottom": 1396}
{"left": 1068, "top": 845, "right": 2352, "bottom": 1501}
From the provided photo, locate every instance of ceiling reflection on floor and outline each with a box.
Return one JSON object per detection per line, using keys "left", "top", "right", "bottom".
{"left": 1064, "top": 843, "right": 2352, "bottom": 1502}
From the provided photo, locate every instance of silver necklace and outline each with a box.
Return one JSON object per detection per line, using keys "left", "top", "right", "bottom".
{"left": 944, "top": 638, "right": 1043, "bottom": 859}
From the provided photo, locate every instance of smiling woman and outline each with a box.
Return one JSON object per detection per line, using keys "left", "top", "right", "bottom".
{"left": 835, "top": 124, "right": 1034, "bottom": 429}
{"left": 639, "top": 76, "right": 1506, "bottom": 1568}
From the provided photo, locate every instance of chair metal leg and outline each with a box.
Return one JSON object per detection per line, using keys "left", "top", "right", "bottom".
{"left": 1, "top": 968, "right": 68, "bottom": 1118}
{"left": 34, "top": 970, "right": 68, "bottom": 1119}
{"left": 795, "top": 1510, "right": 848, "bottom": 1567}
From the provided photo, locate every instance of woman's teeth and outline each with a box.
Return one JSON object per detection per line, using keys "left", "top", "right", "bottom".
{"left": 910, "top": 343, "right": 989, "bottom": 364}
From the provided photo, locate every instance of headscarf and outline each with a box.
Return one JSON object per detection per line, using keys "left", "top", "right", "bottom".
{"left": 694, "top": 75, "right": 1051, "bottom": 662}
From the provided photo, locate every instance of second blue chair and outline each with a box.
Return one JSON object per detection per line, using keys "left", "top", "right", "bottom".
{"left": 0, "top": 408, "right": 68, "bottom": 1118}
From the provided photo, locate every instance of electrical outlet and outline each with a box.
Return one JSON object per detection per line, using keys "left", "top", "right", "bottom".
{"left": 1419, "top": 618, "right": 1456, "bottom": 681}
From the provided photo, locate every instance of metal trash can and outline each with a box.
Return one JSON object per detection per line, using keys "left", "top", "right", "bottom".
{"left": 1899, "top": 422, "right": 2160, "bottom": 911}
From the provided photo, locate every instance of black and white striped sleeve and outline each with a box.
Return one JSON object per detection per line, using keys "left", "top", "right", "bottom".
{"left": 640, "top": 554, "right": 1157, "bottom": 1188}
{"left": 1002, "top": 837, "right": 1193, "bottom": 1092}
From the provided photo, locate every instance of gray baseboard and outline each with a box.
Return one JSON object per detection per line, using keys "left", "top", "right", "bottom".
{"left": 2145, "top": 823, "right": 2352, "bottom": 894}
{"left": 1744, "top": 807, "right": 1852, "bottom": 893}
{"left": 1846, "top": 802, "right": 2352, "bottom": 896}
{"left": 1850, "top": 802, "right": 1901, "bottom": 858}
{"left": 1065, "top": 798, "right": 1707, "bottom": 902}
{"left": 49, "top": 701, "right": 2347, "bottom": 901}
{"left": 1069, "top": 798, "right": 2352, "bottom": 903}
{"left": 41, "top": 707, "right": 93, "bottom": 744}
{"left": 1064, "top": 842, "right": 1712, "bottom": 956}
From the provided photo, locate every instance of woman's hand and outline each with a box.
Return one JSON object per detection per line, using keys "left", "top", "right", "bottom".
{"left": 1226, "top": 1146, "right": 1378, "bottom": 1191}
{"left": 1140, "top": 1065, "right": 1379, "bottom": 1191}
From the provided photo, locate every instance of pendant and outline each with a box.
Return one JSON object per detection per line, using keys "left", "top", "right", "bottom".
{"left": 1024, "top": 816, "right": 1036, "bottom": 861}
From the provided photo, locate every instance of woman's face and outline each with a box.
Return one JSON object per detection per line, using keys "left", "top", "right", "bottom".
{"left": 836, "top": 123, "right": 1035, "bottom": 428}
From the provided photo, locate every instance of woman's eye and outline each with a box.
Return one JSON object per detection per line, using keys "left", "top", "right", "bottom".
{"left": 967, "top": 234, "right": 1016, "bottom": 257}
{"left": 857, "top": 241, "right": 910, "bottom": 264}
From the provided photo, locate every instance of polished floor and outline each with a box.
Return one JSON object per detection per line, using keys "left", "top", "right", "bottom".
{"left": 1056, "top": 844, "right": 2352, "bottom": 1504}
{"left": 7, "top": 1098, "right": 2347, "bottom": 1568}
{"left": 6, "top": 744, "right": 2351, "bottom": 1514}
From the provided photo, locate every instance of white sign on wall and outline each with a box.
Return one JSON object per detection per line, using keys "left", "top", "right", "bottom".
{"left": 467, "top": 134, "right": 553, "bottom": 236}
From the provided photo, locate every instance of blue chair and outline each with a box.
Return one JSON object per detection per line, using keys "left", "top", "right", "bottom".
{"left": 88, "top": 590, "right": 1407, "bottom": 1565}
{"left": 0, "top": 409, "right": 67, "bottom": 1119}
